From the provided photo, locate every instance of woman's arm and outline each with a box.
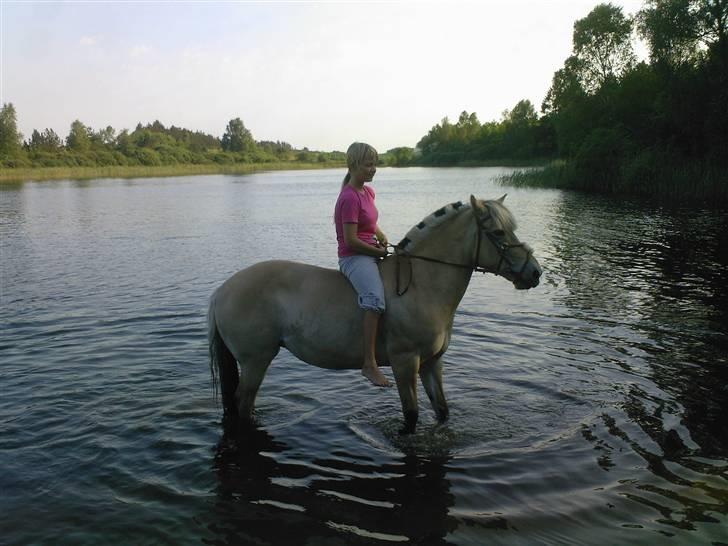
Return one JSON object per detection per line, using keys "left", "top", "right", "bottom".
{"left": 343, "top": 223, "right": 388, "bottom": 258}
{"left": 374, "top": 226, "right": 388, "bottom": 248}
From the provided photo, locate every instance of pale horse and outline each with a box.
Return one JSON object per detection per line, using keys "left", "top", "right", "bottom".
{"left": 208, "top": 195, "right": 542, "bottom": 433}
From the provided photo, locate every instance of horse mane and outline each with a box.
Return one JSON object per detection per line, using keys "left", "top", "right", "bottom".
{"left": 397, "top": 201, "right": 468, "bottom": 251}
{"left": 397, "top": 198, "right": 517, "bottom": 251}
{"left": 484, "top": 199, "right": 517, "bottom": 233}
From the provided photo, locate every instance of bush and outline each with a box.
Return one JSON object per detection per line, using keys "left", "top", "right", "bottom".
{"left": 2, "top": 155, "right": 32, "bottom": 168}
{"left": 131, "top": 147, "right": 162, "bottom": 166}
{"left": 206, "top": 151, "right": 236, "bottom": 164}
{"left": 572, "top": 127, "right": 632, "bottom": 191}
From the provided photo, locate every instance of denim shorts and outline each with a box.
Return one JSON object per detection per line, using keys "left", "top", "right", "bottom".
{"left": 339, "top": 255, "right": 386, "bottom": 313}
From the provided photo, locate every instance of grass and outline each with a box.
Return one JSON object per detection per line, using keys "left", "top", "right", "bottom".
{"left": 0, "top": 161, "right": 346, "bottom": 184}
{"left": 497, "top": 160, "right": 728, "bottom": 205}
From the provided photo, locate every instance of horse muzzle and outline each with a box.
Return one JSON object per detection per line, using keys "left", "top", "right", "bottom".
{"left": 511, "top": 256, "right": 542, "bottom": 290}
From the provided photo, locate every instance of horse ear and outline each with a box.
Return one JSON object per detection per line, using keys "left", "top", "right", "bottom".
{"left": 497, "top": 194, "right": 507, "bottom": 203}
{"left": 470, "top": 195, "right": 485, "bottom": 214}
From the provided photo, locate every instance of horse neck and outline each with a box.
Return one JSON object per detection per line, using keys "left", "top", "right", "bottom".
{"left": 405, "top": 211, "right": 477, "bottom": 310}
{"left": 407, "top": 210, "right": 475, "bottom": 265}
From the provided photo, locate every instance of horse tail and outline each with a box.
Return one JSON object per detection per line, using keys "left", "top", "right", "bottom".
{"left": 208, "top": 290, "right": 239, "bottom": 418}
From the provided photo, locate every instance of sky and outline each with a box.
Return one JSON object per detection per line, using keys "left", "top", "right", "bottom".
{"left": 1, "top": 0, "right": 647, "bottom": 152}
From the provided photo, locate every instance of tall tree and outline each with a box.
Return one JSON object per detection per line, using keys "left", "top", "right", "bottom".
{"left": 221, "top": 118, "right": 255, "bottom": 153}
{"left": 28, "top": 128, "right": 62, "bottom": 151}
{"left": 94, "top": 126, "right": 117, "bottom": 146}
{"left": 66, "top": 120, "right": 91, "bottom": 151}
{"left": 572, "top": 3, "right": 636, "bottom": 92}
{"left": 638, "top": 0, "right": 728, "bottom": 67}
{"left": 542, "top": 56, "right": 587, "bottom": 114}
{"left": 0, "top": 103, "right": 22, "bottom": 158}
{"left": 504, "top": 99, "right": 538, "bottom": 126}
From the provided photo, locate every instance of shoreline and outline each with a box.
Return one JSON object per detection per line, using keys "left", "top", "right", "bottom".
{"left": 0, "top": 161, "right": 347, "bottom": 184}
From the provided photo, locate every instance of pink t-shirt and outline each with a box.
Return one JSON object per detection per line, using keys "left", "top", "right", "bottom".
{"left": 334, "top": 185, "right": 379, "bottom": 257}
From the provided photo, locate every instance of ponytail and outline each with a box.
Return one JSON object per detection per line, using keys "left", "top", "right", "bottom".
{"left": 341, "top": 172, "right": 351, "bottom": 189}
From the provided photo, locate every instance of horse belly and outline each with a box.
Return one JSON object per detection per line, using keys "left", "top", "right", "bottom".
{"left": 279, "top": 291, "right": 364, "bottom": 370}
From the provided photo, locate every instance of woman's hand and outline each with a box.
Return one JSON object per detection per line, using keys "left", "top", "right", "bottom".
{"left": 375, "top": 228, "right": 388, "bottom": 249}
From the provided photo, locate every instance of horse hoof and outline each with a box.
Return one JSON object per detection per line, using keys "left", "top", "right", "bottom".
{"left": 399, "top": 410, "right": 418, "bottom": 435}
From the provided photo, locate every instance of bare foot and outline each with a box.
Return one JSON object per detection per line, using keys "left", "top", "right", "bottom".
{"left": 362, "top": 364, "right": 390, "bottom": 387}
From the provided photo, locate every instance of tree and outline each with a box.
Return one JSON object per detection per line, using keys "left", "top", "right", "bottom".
{"left": 638, "top": 0, "right": 728, "bottom": 67}
{"left": 66, "top": 120, "right": 91, "bottom": 151}
{"left": 504, "top": 99, "right": 538, "bottom": 126}
{"left": 0, "top": 103, "right": 22, "bottom": 158}
{"left": 502, "top": 100, "right": 540, "bottom": 158}
{"left": 94, "top": 126, "right": 116, "bottom": 146}
{"left": 572, "top": 3, "right": 636, "bottom": 92}
{"left": 385, "top": 147, "right": 415, "bottom": 166}
{"left": 28, "top": 128, "right": 62, "bottom": 151}
{"left": 221, "top": 118, "right": 255, "bottom": 153}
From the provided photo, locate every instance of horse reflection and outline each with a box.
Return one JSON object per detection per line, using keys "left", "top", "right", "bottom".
{"left": 208, "top": 424, "right": 459, "bottom": 544}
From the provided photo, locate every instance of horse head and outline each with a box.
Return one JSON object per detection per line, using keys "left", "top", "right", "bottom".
{"left": 470, "top": 194, "right": 542, "bottom": 289}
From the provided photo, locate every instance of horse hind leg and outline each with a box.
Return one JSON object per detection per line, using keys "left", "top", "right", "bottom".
{"left": 419, "top": 356, "right": 449, "bottom": 423}
{"left": 236, "top": 348, "right": 278, "bottom": 423}
{"left": 209, "top": 308, "right": 239, "bottom": 420}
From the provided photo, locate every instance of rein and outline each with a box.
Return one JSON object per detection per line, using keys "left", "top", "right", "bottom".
{"left": 389, "top": 214, "right": 532, "bottom": 296}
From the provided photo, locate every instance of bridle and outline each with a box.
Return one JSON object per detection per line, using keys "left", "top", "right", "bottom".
{"left": 390, "top": 212, "right": 533, "bottom": 296}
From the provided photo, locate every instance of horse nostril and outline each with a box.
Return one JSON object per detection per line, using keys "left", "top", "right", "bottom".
{"left": 533, "top": 270, "right": 541, "bottom": 280}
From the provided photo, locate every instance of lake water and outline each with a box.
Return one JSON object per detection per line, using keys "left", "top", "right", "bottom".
{"left": 1, "top": 167, "right": 727, "bottom": 545}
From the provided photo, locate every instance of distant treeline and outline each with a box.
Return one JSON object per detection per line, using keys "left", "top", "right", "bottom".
{"left": 1, "top": 1, "right": 726, "bottom": 199}
{"left": 403, "top": 0, "right": 728, "bottom": 200}
{"left": 0, "top": 114, "right": 345, "bottom": 168}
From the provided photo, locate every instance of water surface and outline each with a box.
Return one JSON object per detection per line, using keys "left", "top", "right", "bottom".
{"left": 1, "top": 168, "right": 727, "bottom": 544}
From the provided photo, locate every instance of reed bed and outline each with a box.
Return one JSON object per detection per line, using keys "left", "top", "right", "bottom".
{"left": 498, "top": 160, "right": 728, "bottom": 205}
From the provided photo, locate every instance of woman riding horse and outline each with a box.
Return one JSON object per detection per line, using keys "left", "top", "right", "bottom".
{"left": 209, "top": 193, "right": 542, "bottom": 433}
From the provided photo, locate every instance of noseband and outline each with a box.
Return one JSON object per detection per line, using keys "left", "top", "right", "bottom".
{"left": 392, "top": 212, "right": 534, "bottom": 296}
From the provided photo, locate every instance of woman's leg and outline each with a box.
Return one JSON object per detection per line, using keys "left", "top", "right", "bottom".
{"left": 339, "top": 255, "right": 390, "bottom": 387}
{"left": 362, "top": 310, "right": 389, "bottom": 386}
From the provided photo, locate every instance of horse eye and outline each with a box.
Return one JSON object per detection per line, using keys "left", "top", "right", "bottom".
{"left": 493, "top": 229, "right": 505, "bottom": 238}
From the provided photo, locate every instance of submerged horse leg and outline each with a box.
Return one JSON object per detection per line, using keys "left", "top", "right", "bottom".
{"left": 236, "top": 348, "right": 278, "bottom": 423}
{"left": 391, "top": 353, "right": 421, "bottom": 434}
{"left": 419, "top": 356, "right": 449, "bottom": 423}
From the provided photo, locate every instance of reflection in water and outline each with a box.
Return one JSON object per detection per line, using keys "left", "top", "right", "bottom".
{"left": 549, "top": 193, "right": 728, "bottom": 533}
{"left": 210, "top": 423, "right": 457, "bottom": 545}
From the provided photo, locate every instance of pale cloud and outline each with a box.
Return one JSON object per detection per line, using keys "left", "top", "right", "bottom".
{"left": 79, "top": 35, "right": 100, "bottom": 47}
{"left": 130, "top": 45, "right": 152, "bottom": 58}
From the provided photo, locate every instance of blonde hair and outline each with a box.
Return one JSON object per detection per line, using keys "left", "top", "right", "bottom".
{"left": 341, "top": 142, "right": 378, "bottom": 188}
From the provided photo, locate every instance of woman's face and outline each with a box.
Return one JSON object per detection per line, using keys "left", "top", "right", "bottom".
{"left": 351, "top": 157, "right": 377, "bottom": 183}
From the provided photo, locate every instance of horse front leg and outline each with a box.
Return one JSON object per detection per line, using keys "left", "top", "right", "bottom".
{"left": 419, "top": 356, "right": 448, "bottom": 423}
{"left": 390, "top": 353, "right": 421, "bottom": 434}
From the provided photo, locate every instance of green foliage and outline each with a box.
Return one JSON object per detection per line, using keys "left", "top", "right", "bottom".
{"left": 384, "top": 147, "right": 416, "bottom": 166}
{"left": 66, "top": 120, "right": 91, "bottom": 152}
{"left": 572, "top": 3, "right": 636, "bottom": 92}
{"left": 28, "top": 128, "right": 63, "bottom": 151}
{"left": 638, "top": 0, "right": 728, "bottom": 67}
{"left": 0, "top": 103, "right": 23, "bottom": 162}
{"left": 416, "top": 104, "right": 555, "bottom": 165}
{"left": 221, "top": 118, "right": 255, "bottom": 153}
{"left": 2, "top": 109, "right": 335, "bottom": 172}
{"left": 506, "top": 0, "right": 727, "bottom": 201}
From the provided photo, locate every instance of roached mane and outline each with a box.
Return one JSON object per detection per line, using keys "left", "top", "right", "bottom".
{"left": 397, "top": 199, "right": 517, "bottom": 251}
{"left": 397, "top": 201, "right": 467, "bottom": 250}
